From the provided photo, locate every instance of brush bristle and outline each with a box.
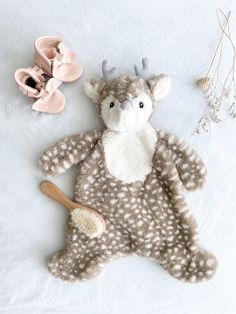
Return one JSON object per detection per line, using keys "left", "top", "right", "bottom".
{"left": 71, "top": 208, "right": 105, "bottom": 238}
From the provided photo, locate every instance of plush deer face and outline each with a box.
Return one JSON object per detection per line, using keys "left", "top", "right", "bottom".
{"left": 84, "top": 58, "right": 171, "bottom": 132}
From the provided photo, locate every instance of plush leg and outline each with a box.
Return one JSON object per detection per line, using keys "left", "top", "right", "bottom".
{"left": 48, "top": 248, "right": 110, "bottom": 281}
{"left": 48, "top": 219, "right": 131, "bottom": 282}
{"left": 157, "top": 246, "right": 217, "bottom": 282}
{"left": 134, "top": 212, "right": 217, "bottom": 283}
{"left": 136, "top": 238, "right": 217, "bottom": 283}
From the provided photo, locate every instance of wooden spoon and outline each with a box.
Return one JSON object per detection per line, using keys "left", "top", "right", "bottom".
{"left": 40, "top": 181, "right": 106, "bottom": 238}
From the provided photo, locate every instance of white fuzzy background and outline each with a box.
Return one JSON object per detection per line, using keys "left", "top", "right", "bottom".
{"left": 0, "top": 0, "right": 236, "bottom": 313}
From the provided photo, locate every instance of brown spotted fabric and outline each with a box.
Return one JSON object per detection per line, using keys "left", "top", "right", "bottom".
{"left": 39, "top": 129, "right": 217, "bottom": 283}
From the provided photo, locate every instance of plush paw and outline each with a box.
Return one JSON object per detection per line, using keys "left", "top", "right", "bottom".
{"left": 39, "top": 149, "right": 71, "bottom": 177}
{"left": 39, "top": 152, "right": 56, "bottom": 177}
{"left": 179, "top": 160, "right": 207, "bottom": 191}
{"left": 174, "top": 249, "right": 218, "bottom": 283}
{"left": 39, "top": 137, "right": 80, "bottom": 177}
{"left": 189, "top": 249, "right": 217, "bottom": 282}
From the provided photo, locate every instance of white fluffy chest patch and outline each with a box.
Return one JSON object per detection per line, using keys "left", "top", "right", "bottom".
{"left": 102, "top": 124, "right": 157, "bottom": 183}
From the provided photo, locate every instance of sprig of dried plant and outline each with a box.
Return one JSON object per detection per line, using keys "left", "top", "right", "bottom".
{"left": 194, "top": 9, "right": 236, "bottom": 134}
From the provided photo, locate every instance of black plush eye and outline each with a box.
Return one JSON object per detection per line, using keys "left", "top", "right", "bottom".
{"left": 139, "top": 102, "right": 144, "bottom": 108}
{"left": 110, "top": 102, "right": 115, "bottom": 108}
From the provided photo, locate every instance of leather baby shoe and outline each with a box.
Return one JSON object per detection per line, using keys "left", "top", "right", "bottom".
{"left": 34, "top": 36, "right": 83, "bottom": 82}
{"left": 14, "top": 65, "right": 65, "bottom": 114}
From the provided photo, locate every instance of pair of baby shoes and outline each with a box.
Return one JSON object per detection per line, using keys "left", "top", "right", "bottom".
{"left": 14, "top": 36, "right": 83, "bottom": 114}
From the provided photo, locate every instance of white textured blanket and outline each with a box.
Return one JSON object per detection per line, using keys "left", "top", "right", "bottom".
{"left": 0, "top": 0, "right": 236, "bottom": 313}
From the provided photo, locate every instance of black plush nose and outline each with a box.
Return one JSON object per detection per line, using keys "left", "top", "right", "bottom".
{"left": 120, "top": 100, "right": 132, "bottom": 111}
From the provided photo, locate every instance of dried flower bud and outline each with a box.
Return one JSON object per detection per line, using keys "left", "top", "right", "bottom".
{"left": 196, "top": 77, "right": 211, "bottom": 91}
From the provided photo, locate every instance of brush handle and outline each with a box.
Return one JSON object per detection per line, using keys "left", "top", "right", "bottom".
{"left": 39, "top": 181, "right": 106, "bottom": 227}
{"left": 40, "top": 181, "right": 80, "bottom": 211}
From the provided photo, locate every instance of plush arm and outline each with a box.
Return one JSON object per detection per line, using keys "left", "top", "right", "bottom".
{"left": 39, "top": 130, "right": 102, "bottom": 177}
{"left": 158, "top": 129, "right": 207, "bottom": 191}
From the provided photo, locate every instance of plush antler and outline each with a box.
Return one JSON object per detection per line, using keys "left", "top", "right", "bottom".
{"left": 102, "top": 60, "right": 117, "bottom": 82}
{"left": 134, "top": 57, "right": 154, "bottom": 80}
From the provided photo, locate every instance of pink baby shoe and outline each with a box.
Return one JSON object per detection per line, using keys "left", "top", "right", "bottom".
{"left": 14, "top": 65, "right": 65, "bottom": 114}
{"left": 34, "top": 36, "right": 83, "bottom": 82}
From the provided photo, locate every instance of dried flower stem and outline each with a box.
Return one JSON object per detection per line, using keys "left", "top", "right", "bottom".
{"left": 205, "top": 11, "right": 231, "bottom": 78}
{"left": 194, "top": 9, "right": 236, "bottom": 134}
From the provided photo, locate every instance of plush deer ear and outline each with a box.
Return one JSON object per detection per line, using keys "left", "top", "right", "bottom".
{"left": 83, "top": 78, "right": 105, "bottom": 103}
{"left": 148, "top": 74, "right": 171, "bottom": 101}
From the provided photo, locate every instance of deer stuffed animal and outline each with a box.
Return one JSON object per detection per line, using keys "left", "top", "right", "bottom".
{"left": 39, "top": 58, "right": 217, "bottom": 282}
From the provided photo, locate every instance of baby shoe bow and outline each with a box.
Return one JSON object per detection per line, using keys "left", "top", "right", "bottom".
{"left": 14, "top": 65, "right": 65, "bottom": 114}
{"left": 35, "top": 36, "right": 83, "bottom": 82}
{"left": 37, "top": 78, "right": 62, "bottom": 101}
{"left": 53, "top": 43, "right": 76, "bottom": 69}
{"left": 32, "top": 78, "right": 65, "bottom": 114}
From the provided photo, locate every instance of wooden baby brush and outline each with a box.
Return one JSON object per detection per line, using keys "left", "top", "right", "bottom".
{"left": 40, "top": 181, "right": 106, "bottom": 238}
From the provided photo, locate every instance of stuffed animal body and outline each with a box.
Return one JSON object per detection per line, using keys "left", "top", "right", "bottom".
{"left": 39, "top": 59, "right": 217, "bottom": 282}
